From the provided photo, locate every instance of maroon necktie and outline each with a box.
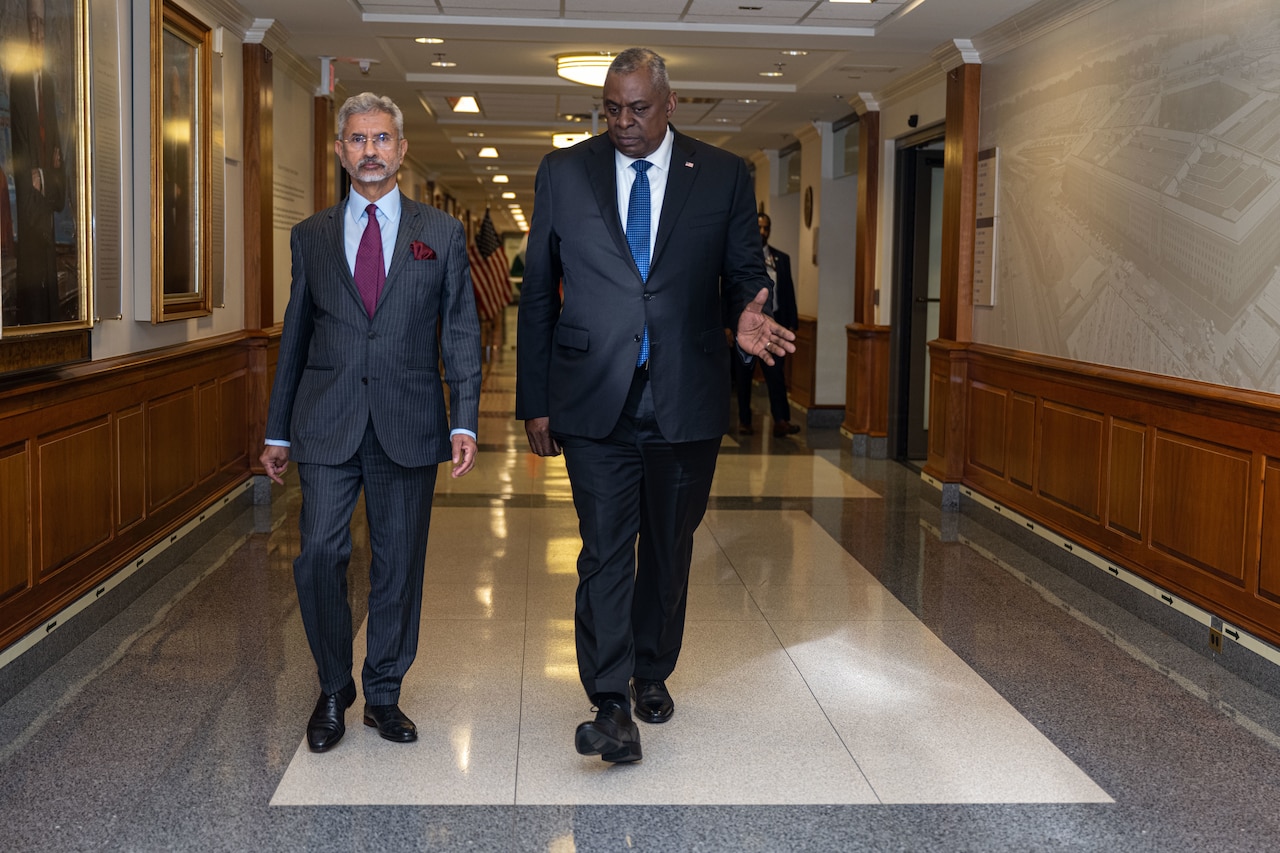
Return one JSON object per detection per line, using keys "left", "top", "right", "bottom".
{"left": 354, "top": 203, "right": 384, "bottom": 317}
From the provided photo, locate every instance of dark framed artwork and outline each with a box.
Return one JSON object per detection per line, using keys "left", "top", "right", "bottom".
{"left": 150, "top": 0, "right": 211, "bottom": 322}
{"left": 0, "top": 0, "right": 93, "bottom": 343}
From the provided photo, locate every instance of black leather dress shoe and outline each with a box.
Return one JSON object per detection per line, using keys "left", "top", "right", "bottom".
{"left": 363, "top": 703, "right": 418, "bottom": 742}
{"left": 631, "top": 678, "right": 674, "bottom": 724}
{"left": 739, "top": 423, "right": 754, "bottom": 435}
{"left": 772, "top": 421, "right": 801, "bottom": 437}
{"left": 575, "top": 698, "right": 642, "bottom": 763}
{"left": 306, "top": 682, "right": 357, "bottom": 753}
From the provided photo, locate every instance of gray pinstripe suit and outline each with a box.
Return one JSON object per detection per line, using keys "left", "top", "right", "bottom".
{"left": 266, "top": 192, "right": 482, "bottom": 704}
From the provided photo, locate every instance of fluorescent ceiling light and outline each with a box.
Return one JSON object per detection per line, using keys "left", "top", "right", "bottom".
{"left": 553, "top": 132, "right": 593, "bottom": 149}
{"left": 556, "top": 53, "right": 614, "bottom": 87}
{"left": 415, "top": 37, "right": 444, "bottom": 44}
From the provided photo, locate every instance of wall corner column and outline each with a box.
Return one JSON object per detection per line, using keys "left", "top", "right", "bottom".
{"left": 242, "top": 41, "right": 275, "bottom": 473}
{"left": 926, "top": 43, "right": 982, "bottom": 491}
{"left": 844, "top": 99, "right": 889, "bottom": 454}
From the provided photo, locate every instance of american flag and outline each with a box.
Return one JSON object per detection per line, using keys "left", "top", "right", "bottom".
{"left": 468, "top": 209, "right": 511, "bottom": 320}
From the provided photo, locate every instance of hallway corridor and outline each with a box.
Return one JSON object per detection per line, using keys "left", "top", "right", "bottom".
{"left": 4, "top": 349, "right": 1280, "bottom": 851}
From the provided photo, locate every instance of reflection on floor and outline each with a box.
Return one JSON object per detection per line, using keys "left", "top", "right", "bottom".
{"left": 5, "top": 349, "right": 1280, "bottom": 850}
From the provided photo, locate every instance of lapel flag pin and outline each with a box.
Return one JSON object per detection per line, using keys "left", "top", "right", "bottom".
{"left": 685, "top": 161, "right": 694, "bottom": 168}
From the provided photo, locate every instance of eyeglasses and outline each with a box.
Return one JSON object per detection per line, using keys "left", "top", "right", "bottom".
{"left": 340, "top": 133, "right": 399, "bottom": 150}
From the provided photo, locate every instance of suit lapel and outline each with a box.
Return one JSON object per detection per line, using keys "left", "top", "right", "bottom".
{"left": 381, "top": 193, "right": 418, "bottom": 303}
{"left": 587, "top": 138, "right": 638, "bottom": 279}
{"left": 325, "top": 200, "right": 366, "bottom": 310}
{"left": 651, "top": 130, "right": 698, "bottom": 273}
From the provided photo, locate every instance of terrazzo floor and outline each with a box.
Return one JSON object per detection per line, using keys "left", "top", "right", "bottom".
{"left": 4, "top": 351, "right": 1280, "bottom": 850}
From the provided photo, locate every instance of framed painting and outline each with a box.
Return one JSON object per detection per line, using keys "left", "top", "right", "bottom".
{"left": 0, "top": 0, "right": 93, "bottom": 342}
{"left": 150, "top": 0, "right": 211, "bottom": 322}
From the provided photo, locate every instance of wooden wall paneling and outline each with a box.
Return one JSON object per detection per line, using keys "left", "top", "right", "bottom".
{"left": 117, "top": 406, "right": 146, "bottom": 530}
{"left": 1149, "top": 431, "right": 1249, "bottom": 586}
{"left": 0, "top": 444, "right": 31, "bottom": 603}
{"left": 1037, "top": 401, "right": 1104, "bottom": 521}
{"left": 1107, "top": 419, "right": 1146, "bottom": 540}
{"left": 198, "top": 380, "right": 220, "bottom": 481}
{"left": 927, "top": 366, "right": 949, "bottom": 465}
{"left": 941, "top": 342, "right": 1280, "bottom": 647}
{"left": 843, "top": 324, "right": 890, "bottom": 437}
{"left": 790, "top": 316, "right": 818, "bottom": 408}
{"left": 966, "top": 381, "right": 1007, "bottom": 477}
{"left": 38, "top": 418, "right": 114, "bottom": 577}
{"left": 147, "top": 389, "right": 199, "bottom": 511}
{"left": 1258, "top": 458, "right": 1280, "bottom": 605}
{"left": 1008, "top": 393, "right": 1035, "bottom": 490}
{"left": 219, "top": 371, "right": 249, "bottom": 470}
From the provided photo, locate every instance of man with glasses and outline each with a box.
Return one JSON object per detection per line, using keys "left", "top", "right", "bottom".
{"left": 261, "top": 92, "right": 482, "bottom": 752}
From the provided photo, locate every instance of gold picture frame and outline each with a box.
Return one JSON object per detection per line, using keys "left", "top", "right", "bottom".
{"left": 150, "top": 0, "right": 211, "bottom": 322}
{"left": 0, "top": 0, "right": 94, "bottom": 343}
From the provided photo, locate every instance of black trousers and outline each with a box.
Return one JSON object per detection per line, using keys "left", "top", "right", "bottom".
{"left": 560, "top": 369, "right": 720, "bottom": 700}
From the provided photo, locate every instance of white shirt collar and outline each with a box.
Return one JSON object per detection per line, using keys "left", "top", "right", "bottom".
{"left": 615, "top": 127, "right": 675, "bottom": 174}
{"left": 347, "top": 187, "right": 401, "bottom": 221}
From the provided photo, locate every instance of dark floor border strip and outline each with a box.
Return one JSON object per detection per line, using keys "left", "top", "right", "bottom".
{"left": 925, "top": 472, "right": 1280, "bottom": 700}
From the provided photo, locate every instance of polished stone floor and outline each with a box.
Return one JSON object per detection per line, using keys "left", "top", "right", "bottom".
{"left": 5, "top": 350, "right": 1280, "bottom": 850}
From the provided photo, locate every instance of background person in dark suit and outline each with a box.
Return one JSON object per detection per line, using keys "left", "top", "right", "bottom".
{"left": 9, "top": 0, "right": 67, "bottom": 326}
{"left": 261, "top": 93, "right": 482, "bottom": 752}
{"left": 734, "top": 212, "right": 801, "bottom": 437}
{"left": 516, "top": 48, "right": 796, "bottom": 763}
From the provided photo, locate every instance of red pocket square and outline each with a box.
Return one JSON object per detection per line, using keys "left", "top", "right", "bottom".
{"left": 411, "top": 241, "right": 436, "bottom": 260}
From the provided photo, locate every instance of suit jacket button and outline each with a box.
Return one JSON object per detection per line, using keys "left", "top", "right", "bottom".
{"left": 634, "top": 335, "right": 641, "bottom": 342}
{"left": 643, "top": 292, "right": 652, "bottom": 300}
{"left": 368, "top": 332, "right": 376, "bottom": 339}
{"left": 361, "top": 377, "right": 368, "bottom": 385}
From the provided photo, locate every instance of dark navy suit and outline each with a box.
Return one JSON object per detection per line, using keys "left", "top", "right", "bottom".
{"left": 517, "top": 130, "right": 772, "bottom": 699}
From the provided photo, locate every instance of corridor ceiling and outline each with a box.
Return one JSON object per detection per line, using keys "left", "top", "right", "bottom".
{"left": 244, "top": 0, "right": 1047, "bottom": 230}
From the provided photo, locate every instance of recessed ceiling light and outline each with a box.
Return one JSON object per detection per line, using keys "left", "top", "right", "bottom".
{"left": 737, "top": 99, "right": 759, "bottom": 104}
{"left": 501, "top": 191, "right": 516, "bottom": 199}
{"left": 466, "top": 131, "right": 485, "bottom": 138}
{"left": 492, "top": 175, "right": 509, "bottom": 183}
{"left": 415, "top": 37, "right": 444, "bottom": 44}
{"left": 478, "top": 147, "right": 499, "bottom": 158}
{"left": 759, "top": 71, "right": 783, "bottom": 78}
{"left": 448, "top": 96, "right": 479, "bottom": 113}
{"left": 781, "top": 50, "right": 808, "bottom": 56}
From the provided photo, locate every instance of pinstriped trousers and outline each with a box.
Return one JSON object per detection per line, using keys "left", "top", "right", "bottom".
{"left": 294, "top": 420, "right": 438, "bottom": 705}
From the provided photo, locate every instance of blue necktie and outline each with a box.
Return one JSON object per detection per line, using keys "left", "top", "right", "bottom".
{"left": 627, "top": 160, "right": 652, "bottom": 366}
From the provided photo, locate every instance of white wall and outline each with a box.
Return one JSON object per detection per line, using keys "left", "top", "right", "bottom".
{"left": 94, "top": 0, "right": 249, "bottom": 360}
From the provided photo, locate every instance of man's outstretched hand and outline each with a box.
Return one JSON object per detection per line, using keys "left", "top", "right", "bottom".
{"left": 735, "top": 287, "right": 797, "bottom": 365}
